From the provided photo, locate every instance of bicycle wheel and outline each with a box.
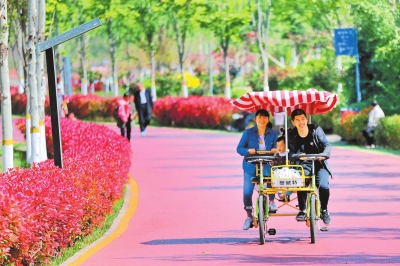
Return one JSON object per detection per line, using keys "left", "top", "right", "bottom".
{"left": 310, "top": 194, "right": 316, "bottom": 244}
{"left": 258, "top": 195, "right": 267, "bottom": 245}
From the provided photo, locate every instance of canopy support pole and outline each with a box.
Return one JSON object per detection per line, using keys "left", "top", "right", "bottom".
{"left": 285, "top": 107, "right": 289, "bottom": 165}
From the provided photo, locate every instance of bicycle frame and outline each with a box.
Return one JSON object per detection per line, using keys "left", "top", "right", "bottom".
{"left": 257, "top": 159, "right": 321, "bottom": 220}
{"left": 255, "top": 160, "right": 268, "bottom": 224}
{"left": 305, "top": 160, "right": 321, "bottom": 222}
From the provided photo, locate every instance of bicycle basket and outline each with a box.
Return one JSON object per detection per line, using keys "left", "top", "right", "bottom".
{"left": 270, "top": 165, "right": 306, "bottom": 188}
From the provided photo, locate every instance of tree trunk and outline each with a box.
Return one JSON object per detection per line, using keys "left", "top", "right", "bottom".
{"left": 17, "top": 23, "right": 24, "bottom": 94}
{"left": 179, "top": 53, "right": 187, "bottom": 97}
{"left": 208, "top": 42, "right": 213, "bottom": 96}
{"left": 111, "top": 46, "right": 117, "bottom": 97}
{"left": 262, "top": 53, "right": 269, "bottom": 91}
{"left": 37, "top": 0, "right": 47, "bottom": 161}
{"left": 150, "top": 49, "right": 156, "bottom": 101}
{"left": 171, "top": 17, "right": 188, "bottom": 98}
{"left": 56, "top": 45, "right": 64, "bottom": 94}
{"left": 25, "top": 66, "right": 31, "bottom": 161}
{"left": 223, "top": 46, "right": 231, "bottom": 99}
{"left": 1, "top": 0, "right": 14, "bottom": 171}
{"left": 290, "top": 46, "right": 298, "bottom": 68}
{"left": 80, "top": 34, "right": 88, "bottom": 95}
{"left": 255, "top": 0, "right": 272, "bottom": 91}
{"left": 107, "top": 19, "right": 118, "bottom": 97}
{"left": 27, "top": 0, "right": 40, "bottom": 163}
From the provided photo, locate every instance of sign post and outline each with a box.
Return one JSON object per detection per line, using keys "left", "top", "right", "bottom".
{"left": 37, "top": 18, "right": 102, "bottom": 168}
{"left": 334, "top": 28, "right": 361, "bottom": 102}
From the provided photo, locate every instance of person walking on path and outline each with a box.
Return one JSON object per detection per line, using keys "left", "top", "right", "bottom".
{"left": 117, "top": 92, "right": 135, "bottom": 141}
{"left": 288, "top": 108, "right": 332, "bottom": 225}
{"left": 362, "top": 100, "right": 385, "bottom": 149}
{"left": 134, "top": 82, "right": 153, "bottom": 136}
{"left": 237, "top": 109, "right": 278, "bottom": 230}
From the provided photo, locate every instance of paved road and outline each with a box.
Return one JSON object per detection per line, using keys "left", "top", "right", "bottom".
{"left": 77, "top": 126, "right": 400, "bottom": 266}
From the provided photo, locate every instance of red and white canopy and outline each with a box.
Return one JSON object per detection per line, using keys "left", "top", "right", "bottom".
{"left": 231, "top": 89, "right": 339, "bottom": 115}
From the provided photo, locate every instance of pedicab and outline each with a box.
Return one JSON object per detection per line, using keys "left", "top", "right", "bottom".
{"left": 231, "top": 89, "right": 339, "bottom": 244}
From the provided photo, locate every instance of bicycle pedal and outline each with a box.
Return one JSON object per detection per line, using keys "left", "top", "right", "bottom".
{"left": 268, "top": 228, "right": 276, "bottom": 235}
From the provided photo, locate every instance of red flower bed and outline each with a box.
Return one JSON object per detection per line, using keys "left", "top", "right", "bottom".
{"left": 334, "top": 108, "right": 369, "bottom": 145}
{"left": 153, "top": 96, "right": 237, "bottom": 129}
{"left": 67, "top": 94, "right": 119, "bottom": 120}
{"left": 8, "top": 87, "right": 239, "bottom": 129}
{"left": 8, "top": 86, "right": 120, "bottom": 121}
{"left": 1, "top": 117, "right": 131, "bottom": 265}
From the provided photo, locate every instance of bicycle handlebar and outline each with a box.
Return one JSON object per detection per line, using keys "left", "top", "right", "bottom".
{"left": 295, "top": 153, "right": 329, "bottom": 161}
{"left": 244, "top": 154, "right": 276, "bottom": 163}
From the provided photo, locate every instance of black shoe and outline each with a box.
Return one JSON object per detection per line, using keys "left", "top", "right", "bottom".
{"left": 321, "top": 209, "right": 331, "bottom": 225}
{"left": 296, "top": 210, "right": 306, "bottom": 221}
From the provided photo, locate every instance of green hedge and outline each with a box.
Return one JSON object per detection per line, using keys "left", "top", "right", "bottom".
{"left": 375, "top": 115, "right": 400, "bottom": 150}
{"left": 334, "top": 108, "right": 400, "bottom": 149}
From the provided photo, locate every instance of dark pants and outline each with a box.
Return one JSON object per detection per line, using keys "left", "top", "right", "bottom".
{"left": 362, "top": 127, "right": 375, "bottom": 145}
{"left": 297, "top": 164, "right": 330, "bottom": 211}
{"left": 120, "top": 116, "right": 132, "bottom": 141}
{"left": 138, "top": 104, "right": 151, "bottom": 132}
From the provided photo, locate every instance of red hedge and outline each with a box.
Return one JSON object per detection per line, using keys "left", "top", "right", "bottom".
{"left": 0, "top": 117, "right": 131, "bottom": 265}
{"left": 152, "top": 96, "right": 236, "bottom": 129}
{"left": 8, "top": 87, "right": 240, "bottom": 129}
{"left": 8, "top": 87, "right": 119, "bottom": 121}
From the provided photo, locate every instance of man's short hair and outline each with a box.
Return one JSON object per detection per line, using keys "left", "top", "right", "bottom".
{"left": 370, "top": 100, "right": 378, "bottom": 107}
{"left": 291, "top": 109, "right": 307, "bottom": 121}
{"left": 123, "top": 92, "right": 130, "bottom": 97}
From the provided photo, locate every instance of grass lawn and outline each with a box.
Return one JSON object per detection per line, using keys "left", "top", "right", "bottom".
{"left": 0, "top": 142, "right": 30, "bottom": 171}
{"left": 331, "top": 141, "right": 400, "bottom": 157}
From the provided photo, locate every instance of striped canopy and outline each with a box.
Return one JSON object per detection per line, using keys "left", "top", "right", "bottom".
{"left": 231, "top": 89, "right": 339, "bottom": 115}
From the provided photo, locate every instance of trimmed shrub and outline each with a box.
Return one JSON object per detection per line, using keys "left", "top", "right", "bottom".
{"left": 333, "top": 107, "right": 369, "bottom": 145}
{"left": 375, "top": 115, "right": 400, "bottom": 149}
{"left": 0, "top": 117, "right": 131, "bottom": 265}
{"left": 153, "top": 96, "right": 236, "bottom": 129}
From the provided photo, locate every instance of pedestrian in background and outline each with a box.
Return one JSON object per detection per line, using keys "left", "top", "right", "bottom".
{"left": 362, "top": 100, "right": 385, "bottom": 148}
{"left": 117, "top": 92, "right": 134, "bottom": 141}
{"left": 134, "top": 82, "right": 153, "bottom": 136}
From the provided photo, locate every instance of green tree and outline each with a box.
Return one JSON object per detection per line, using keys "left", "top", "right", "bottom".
{"left": 1, "top": 0, "right": 14, "bottom": 171}
{"left": 84, "top": 0, "right": 135, "bottom": 97}
{"left": 130, "top": 0, "right": 166, "bottom": 100}
{"left": 199, "top": 0, "right": 251, "bottom": 99}
{"left": 163, "top": 0, "right": 206, "bottom": 98}
{"left": 345, "top": 0, "right": 400, "bottom": 114}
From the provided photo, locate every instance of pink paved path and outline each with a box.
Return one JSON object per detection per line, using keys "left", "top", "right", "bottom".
{"left": 81, "top": 126, "right": 400, "bottom": 266}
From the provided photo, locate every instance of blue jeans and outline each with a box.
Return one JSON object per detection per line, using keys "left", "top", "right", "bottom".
{"left": 297, "top": 165, "right": 330, "bottom": 211}
{"left": 243, "top": 171, "right": 275, "bottom": 215}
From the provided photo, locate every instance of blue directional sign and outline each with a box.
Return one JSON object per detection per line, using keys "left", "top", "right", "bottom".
{"left": 334, "top": 28, "right": 358, "bottom": 56}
